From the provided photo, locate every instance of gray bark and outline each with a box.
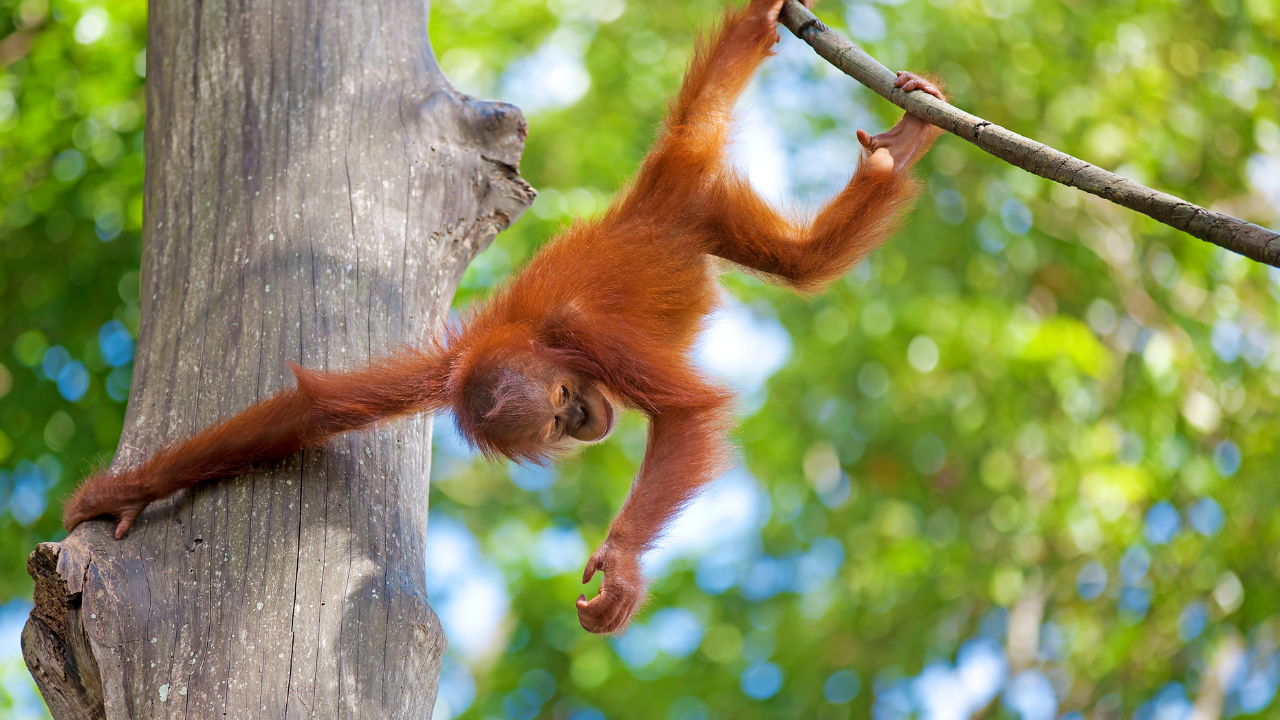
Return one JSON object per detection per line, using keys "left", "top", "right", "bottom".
{"left": 22, "top": 0, "right": 534, "bottom": 717}
{"left": 778, "top": 0, "right": 1280, "bottom": 268}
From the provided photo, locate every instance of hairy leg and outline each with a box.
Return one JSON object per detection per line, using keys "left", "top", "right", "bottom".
{"left": 616, "top": 0, "right": 813, "bottom": 220}
{"left": 664, "top": 0, "right": 814, "bottom": 133}
{"left": 690, "top": 71, "right": 943, "bottom": 291}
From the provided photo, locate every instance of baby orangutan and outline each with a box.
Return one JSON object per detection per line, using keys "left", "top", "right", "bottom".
{"left": 65, "top": 0, "right": 944, "bottom": 634}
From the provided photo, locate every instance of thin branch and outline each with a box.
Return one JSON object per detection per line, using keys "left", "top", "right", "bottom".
{"left": 777, "top": 0, "right": 1280, "bottom": 269}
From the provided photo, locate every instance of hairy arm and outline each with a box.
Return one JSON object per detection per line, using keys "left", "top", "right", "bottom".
{"left": 577, "top": 393, "right": 733, "bottom": 634}
{"left": 64, "top": 350, "right": 449, "bottom": 538}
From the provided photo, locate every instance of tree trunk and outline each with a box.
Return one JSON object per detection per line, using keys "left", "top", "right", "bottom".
{"left": 22, "top": 0, "right": 534, "bottom": 717}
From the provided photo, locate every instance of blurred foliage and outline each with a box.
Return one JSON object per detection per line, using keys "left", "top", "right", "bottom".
{"left": 3, "top": 0, "right": 1280, "bottom": 718}
{"left": 0, "top": 0, "right": 145, "bottom": 596}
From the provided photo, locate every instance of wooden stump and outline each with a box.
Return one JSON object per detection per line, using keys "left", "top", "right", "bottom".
{"left": 22, "top": 0, "right": 534, "bottom": 717}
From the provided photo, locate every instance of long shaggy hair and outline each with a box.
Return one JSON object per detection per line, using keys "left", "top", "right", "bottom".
{"left": 62, "top": 0, "right": 936, "bottom": 623}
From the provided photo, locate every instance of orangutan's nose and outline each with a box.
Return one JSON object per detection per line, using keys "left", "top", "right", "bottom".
{"left": 565, "top": 403, "right": 586, "bottom": 431}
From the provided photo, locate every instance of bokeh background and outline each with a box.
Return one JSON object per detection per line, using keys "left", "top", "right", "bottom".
{"left": 1, "top": 0, "right": 1279, "bottom": 718}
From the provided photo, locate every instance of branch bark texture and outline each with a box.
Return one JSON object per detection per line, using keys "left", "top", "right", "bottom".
{"left": 778, "top": 0, "right": 1280, "bottom": 268}
{"left": 22, "top": 0, "right": 534, "bottom": 717}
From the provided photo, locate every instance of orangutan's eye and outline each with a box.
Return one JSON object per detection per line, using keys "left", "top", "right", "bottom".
{"left": 553, "top": 417, "right": 561, "bottom": 433}
{"left": 560, "top": 386, "right": 570, "bottom": 403}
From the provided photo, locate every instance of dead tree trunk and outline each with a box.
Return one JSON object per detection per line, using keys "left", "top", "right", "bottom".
{"left": 22, "top": 0, "right": 534, "bottom": 717}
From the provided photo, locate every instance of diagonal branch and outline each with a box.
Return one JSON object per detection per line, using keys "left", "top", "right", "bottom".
{"left": 777, "top": 0, "right": 1280, "bottom": 268}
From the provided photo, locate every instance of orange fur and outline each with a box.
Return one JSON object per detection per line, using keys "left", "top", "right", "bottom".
{"left": 63, "top": 0, "right": 934, "bottom": 631}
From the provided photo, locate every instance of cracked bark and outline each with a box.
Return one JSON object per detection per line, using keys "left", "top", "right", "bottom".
{"left": 22, "top": 0, "right": 534, "bottom": 717}
{"left": 778, "top": 0, "right": 1280, "bottom": 268}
